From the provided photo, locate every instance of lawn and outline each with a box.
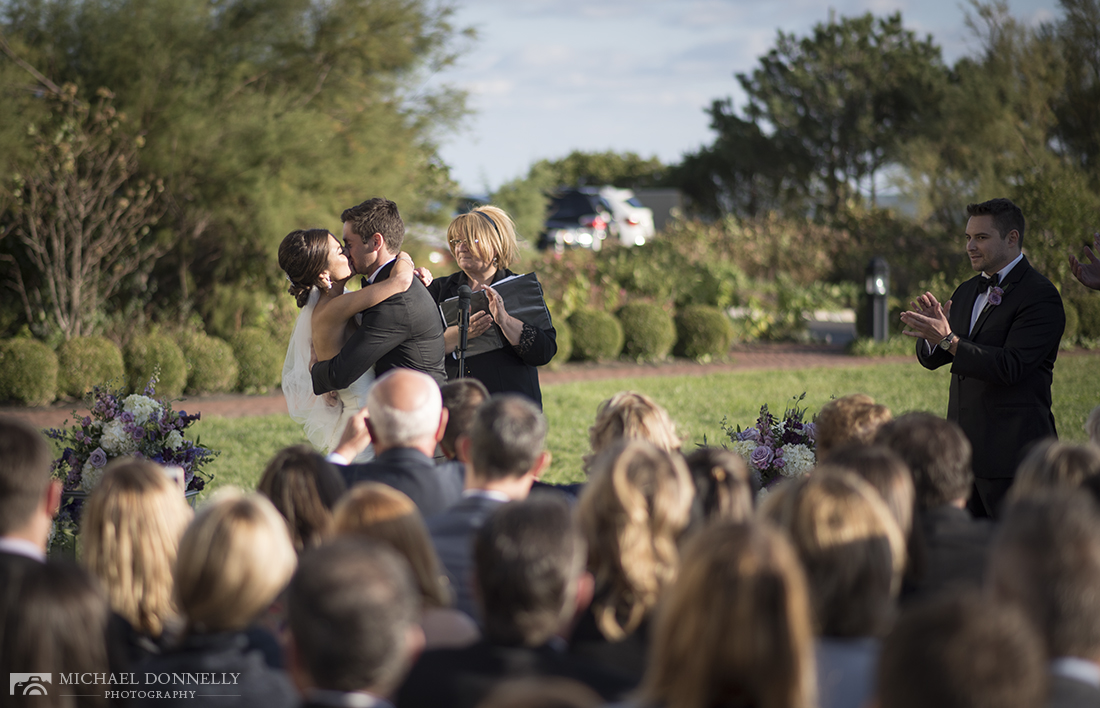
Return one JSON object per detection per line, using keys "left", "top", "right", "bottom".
{"left": 192, "top": 351, "right": 1100, "bottom": 492}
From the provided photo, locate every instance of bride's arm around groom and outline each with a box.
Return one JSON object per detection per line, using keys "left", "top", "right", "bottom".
{"left": 312, "top": 198, "right": 447, "bottom": 393}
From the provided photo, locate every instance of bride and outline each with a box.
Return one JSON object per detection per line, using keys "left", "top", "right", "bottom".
{"left": 278, "top": 228, "right": 414, "bottom": 458}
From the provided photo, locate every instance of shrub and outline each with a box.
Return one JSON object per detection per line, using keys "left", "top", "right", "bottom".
{"left": 675, "top": 306, "right": 734, "bottom": 362}
{"left": 179, "top": 331, "right": 239, "bottom": 394}
{"left": 568, "top": 309, "right": 623, "bottom": 361}
{"left": 232, "top": 327, "right": 283, "bottom": 393}
{"left": 1063, "top": 300, "right": 1080, "bottom": 346}
{"left": 1071, "top": 294, "right": 1100, "bottom": 340}
{"left": 549, "top": 319, "right": 572, "bottom": 369}
{"left": 618, "top": 302, "right": 676, "bottom": 362}
{"left": 124, "top": 334, "right": 187, "bottom": 398}
{"left": 0, "top": 338, "right": 58, "bottom": 406}
{"left": 57, "top": 336, "right": 125, "bottom": 398}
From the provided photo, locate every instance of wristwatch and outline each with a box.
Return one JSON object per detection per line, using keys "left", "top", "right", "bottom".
{"left": 938, "top": 332, "right": 957, "bottom": 351}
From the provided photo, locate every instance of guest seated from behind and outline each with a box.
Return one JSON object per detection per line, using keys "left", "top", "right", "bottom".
{"left": 587, "top": 392, "right": 681, "bottom": 464}
{"left": 81, "top": 459, "right": 193, "bottom": 668}
{"left": 988, "top": 492, "right": 1100, "bottom": 708}
{"left": 876, "top": 592, "right": 1045, "bottom": 708}
{"left": 477, "top": 677, "right": 603, "bottom": 708}
{"left": 571, "top": 440, "right": 694, "bottom": 684}
{"left": 875, "top": 412, "right": 994, "bottom": 603}
{"left": 0, "top": 417, "right": 61, "bottom": 644}
{"left": 133, "top": 491, "right": 298, "bottom": 708}
{"left": 1005, "top": 439, "right": 1100, "bottom": 504}
{"left": 762, "top": 472, "right": 905, "bottom": 708}
{"left": 397, "top": 495, "right": 633, "bottom": 708}
{"left": 429, "top": 395, "right": 551, "bottom": 619}
{"left": 638, "top": 522, "right": 816, "bottom": 708}
{"left": 440, "top": 379, "right": 490, "bottom": 461}
{"left": 2, "top": 561, "right": 114, "bottom": 708}
{"left": 815, "top": 393, "right": 892, "bottom": 461}
{"left": 824, "top": 444, "right": 921, "bottom": 589}
{"left": 333, "top": 368, "right": 461, "bottom": 518}
{"left": 331, "top": 483, "right": 479, "bottom": 649}
{"left": 257, "top": 445, "right": 345, "bottom": 553}
{"left": 683, "top": 447, "right": 755, "bottom": 528}
{"left": 286, "top": 538, "right": 424, "bottom": 708}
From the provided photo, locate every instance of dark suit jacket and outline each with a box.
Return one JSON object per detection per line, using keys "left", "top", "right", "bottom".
{"left": 0, "top": 549, "right": 42, "bottom": 651}
{"left": 427, "top": 268, "right": 556, "bottom": 408}
{"left": 341, "top": 448, "right": 463, "bottom": 519}
{"left": 901, "top": 505, "right": 994, "bottom": 605}
{"left": 428, "top": 495, "right": 505, "bottom": 619}
{"left": 916, "top": 256, "right": 1064, "bottom": 479}
{"left": 395, "top": 640, "right": 634, "bottom": 708}
{"left": 312, "top": 260, "right": 447, "bottom": 394}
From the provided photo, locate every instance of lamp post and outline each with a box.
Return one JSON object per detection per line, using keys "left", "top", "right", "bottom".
{"left": 865, "top": 257, "right": 890, "bottom": 342}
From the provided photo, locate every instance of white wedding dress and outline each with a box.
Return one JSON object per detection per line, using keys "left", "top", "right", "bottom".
{"left": 282, "top": 287, "right": 375, "bottom": 462}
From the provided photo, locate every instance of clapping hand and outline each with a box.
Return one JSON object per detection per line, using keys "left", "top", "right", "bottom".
{"left": 900, "top": 291, "right": 952, "bottom": 342}
{"left": 1069, "top": 232, "right": 1100, "bottom": 291}
{"left": 479, "top": 284, "right": 523, "bottom": 346}
{"left": 332, "top": 405, "right": 372, "bottom": 460}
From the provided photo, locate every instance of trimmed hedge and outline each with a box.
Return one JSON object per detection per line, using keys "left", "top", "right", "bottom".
{"left": 568, "top": 309, "right": 623, "bottom": 361}
{"left": 179, "top": 331, "right": 239, "bottom": 394}
{"left": 675, "top": 306, "right": 734, "bottom": 361}
{"left": 0, "top": 338, "right": 58, "bottom": 406}
{"left": 125, "top": 334, "right": 187, "bottom": 398}
{"left": 57, "top": 336, "right": 125, "bottom": 398}
{"left": 550, "top": 319, "right": 573, "bottom": 369}
{"left": 1072, "top": 295, "right": 1100, "bottom": 340}
{"left": 1063, "top": 300, "right": 1080, "bottom": 345}
{"left": 618, "top": 302, "right": 676, "bottom": 362}
{"left": 232, "top": 327, "right": 283, "bottom": 393}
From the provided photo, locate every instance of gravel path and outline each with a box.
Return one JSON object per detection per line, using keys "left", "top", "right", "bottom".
{"left": 0, "top": 342, "right": 917, "bottom": 429}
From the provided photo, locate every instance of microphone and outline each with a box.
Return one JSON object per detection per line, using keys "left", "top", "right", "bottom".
{"left": 457, "top": 285, "right": 472, "bottom": 378}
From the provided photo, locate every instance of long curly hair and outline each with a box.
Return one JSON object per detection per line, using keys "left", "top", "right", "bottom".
{"left": 577, "top": 440, "right": 693, "bottom": 640}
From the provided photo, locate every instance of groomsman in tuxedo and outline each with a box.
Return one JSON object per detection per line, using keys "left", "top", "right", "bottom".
{"left": 900, "top": 198, "right": 1065, "bottom": 518}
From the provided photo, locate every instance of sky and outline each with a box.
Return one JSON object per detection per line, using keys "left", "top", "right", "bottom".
{"left": 422, "top": 0, "right": 1061, "bottom": 195}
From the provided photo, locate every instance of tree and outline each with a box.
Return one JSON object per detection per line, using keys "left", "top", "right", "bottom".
{"left": 680, "top": 12, "right": 948, "bottom": 218}
{"left": 1051, "top": 0, "right": 1100, "bottom": 183}
{"left": 2, "top": 84, "right": 165, "bottom": 340}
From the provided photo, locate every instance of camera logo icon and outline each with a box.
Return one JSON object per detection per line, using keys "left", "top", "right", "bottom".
{"left": 9, "top": 674, "right": 51, "bottom": 696}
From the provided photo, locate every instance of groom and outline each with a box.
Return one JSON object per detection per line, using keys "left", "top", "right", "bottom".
{"left": 312, "top": 197, "right": 447, "bottom": 393}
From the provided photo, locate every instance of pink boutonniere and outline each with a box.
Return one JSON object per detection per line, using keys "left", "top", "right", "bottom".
{"left": 988, "top": 286, "right": 1004, "bottom": 306}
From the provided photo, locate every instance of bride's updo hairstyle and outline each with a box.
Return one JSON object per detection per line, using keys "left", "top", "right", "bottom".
{"left": 279, "top": 228, "right": 333, "bottom": 307}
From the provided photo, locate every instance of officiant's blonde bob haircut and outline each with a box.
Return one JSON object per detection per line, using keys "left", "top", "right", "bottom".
{"left": 175, "top": 490, "right": 297, "bottom": 633}
{"left": 447, "top": 205, "right": 518, "bottom": 270}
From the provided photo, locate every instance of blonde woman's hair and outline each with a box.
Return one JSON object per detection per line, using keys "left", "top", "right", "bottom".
{"left": 1008, "top": 439, "right": 1100, "bottom": 503}
{"left": 816, "top": 393, "right": 893, "bottom": 458}
{"left": 642, "top": 521, "right": 816, "bottom": 708}
{"left": 762, "top": 470, "right": 906, "bottom": 638}
{"left": 447, "top": 205, "right": 519, "bottom": 270}
{"left": 81, "top": 458, "right": 193, "bottom": 637}
{"left": 174, "top": 490, "right": 297, "bottom": 633}
{"left": 331, "top": 483, "right": 451, "bottom": 608}
{"left": 577, "top": 440, "right": 693, "bottom": 641}
{"left": 587, "top": 391, "right": 680, "bottom": 466}
{"left": 1086, "top": 405, "right": 1100, "bottom": 448}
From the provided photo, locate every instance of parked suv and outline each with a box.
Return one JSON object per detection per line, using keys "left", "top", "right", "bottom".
{"left": 539, "top": 188, "right": 614, "bottom": 252}
{"left": 599, "top": 186, "right": 655, "bottom": 247}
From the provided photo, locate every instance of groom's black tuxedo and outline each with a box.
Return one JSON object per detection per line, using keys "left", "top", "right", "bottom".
{"left": 917, "top": 255, "right": 1064, "bottom": 485}
{"left": 312, "top": 259, "right": 447, "bottom": 393}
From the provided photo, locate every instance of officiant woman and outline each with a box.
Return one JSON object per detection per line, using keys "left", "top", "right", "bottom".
{"left": 424, "top": 205, "right": 557, "bottom": 408}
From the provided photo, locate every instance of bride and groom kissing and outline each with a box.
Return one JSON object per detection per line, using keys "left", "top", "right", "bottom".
{"left": 279, "top": 197, "right": 446, "bottom": 456}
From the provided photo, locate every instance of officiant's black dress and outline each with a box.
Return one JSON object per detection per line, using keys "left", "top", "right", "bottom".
{"left": 428, "top": 268, "right": 556, "bottom": 408}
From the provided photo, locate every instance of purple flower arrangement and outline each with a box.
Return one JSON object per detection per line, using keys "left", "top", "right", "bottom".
{"left": 722, "top": 393, "right": 817, "bottom": 492}
{"left": 46, "top": 377, "right": 216, "bottom": 494}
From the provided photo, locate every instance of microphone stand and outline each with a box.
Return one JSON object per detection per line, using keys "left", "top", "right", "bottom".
{"left": 457, "top": 285, "right": 471, "bottom": 379}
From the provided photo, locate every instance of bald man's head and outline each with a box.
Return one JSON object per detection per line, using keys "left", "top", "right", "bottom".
{"left": 365, "top": 369, "right": 445, "bottom": 451}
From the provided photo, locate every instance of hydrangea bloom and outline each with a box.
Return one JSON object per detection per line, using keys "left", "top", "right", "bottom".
{"left": 123, "top": 394, "right": 162, "bottom": 425}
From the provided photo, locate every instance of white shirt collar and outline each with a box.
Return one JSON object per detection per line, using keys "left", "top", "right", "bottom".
{"left": 1051, "top": 657, "right": 1100, "bottom": 688}
{"left": 462, "top": 489, "right": 510, "bottom": 503}
{"left": 0, "top": 536, "right": 46, "bottom": 562}
{"left": 367, "top": 257, "right": 397, "bottom": 285}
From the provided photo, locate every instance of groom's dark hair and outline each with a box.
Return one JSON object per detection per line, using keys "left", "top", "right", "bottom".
{"left": 342, "top": 198, "right": 404, "bottom": 253}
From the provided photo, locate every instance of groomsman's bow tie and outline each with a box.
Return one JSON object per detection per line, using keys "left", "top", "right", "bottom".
{"left": 977, "top": 273, "right": 1000, "bottom": 293}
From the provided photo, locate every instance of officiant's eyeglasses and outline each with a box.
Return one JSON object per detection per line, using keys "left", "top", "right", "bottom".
{"left": 449, "top": 237, "right": 480, "bottom": 248}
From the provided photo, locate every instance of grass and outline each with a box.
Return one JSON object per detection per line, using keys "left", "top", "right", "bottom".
{"left": 191, "top": 351, "right": 1100, "bottom": 491}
